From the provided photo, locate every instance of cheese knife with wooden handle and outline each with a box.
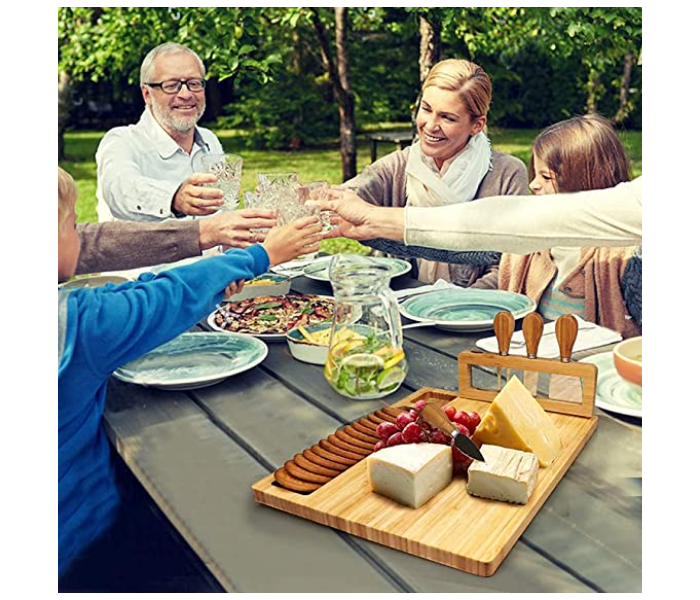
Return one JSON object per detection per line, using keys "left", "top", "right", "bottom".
{"left": 421, "top": 403, "right": 485, "bottom": 462}
{"left": 522, "top": 313, "right": 544, "bottom": 396}
{"left": 493, "top": 311, "right": 515, "bottom": 391}
{"left": 550, "top": 315, "right": 583, "bottom": 403}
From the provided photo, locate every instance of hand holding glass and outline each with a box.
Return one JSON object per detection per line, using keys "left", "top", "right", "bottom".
{"left": 201, "top": 154, "right": 243, "bottom": 211}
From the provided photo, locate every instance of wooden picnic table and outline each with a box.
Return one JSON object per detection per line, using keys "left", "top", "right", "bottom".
{"left": 367, "top": 130, "right": 414, "bottom": 163}
{"left": 103, "top": 274, "right": 641, "bottom": 592}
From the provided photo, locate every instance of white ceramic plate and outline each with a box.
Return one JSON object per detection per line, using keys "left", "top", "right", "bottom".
{"left": 302, "top": 256, "right": 412, "bottom": 282}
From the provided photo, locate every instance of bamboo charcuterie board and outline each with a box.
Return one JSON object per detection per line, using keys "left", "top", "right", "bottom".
{"left": 252, "top": 382, "right": 597, "bottom": 576}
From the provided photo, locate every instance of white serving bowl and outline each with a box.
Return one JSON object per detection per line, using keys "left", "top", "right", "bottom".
{"left": 286, "top": 323, "right": 332, "bottom": 365}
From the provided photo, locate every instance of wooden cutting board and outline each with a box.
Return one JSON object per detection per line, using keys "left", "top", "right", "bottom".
{"left": 252, "top": 389, "right": 597, "bottom": 576}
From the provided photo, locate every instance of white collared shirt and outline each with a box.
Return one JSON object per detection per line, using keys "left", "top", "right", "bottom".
{"left": 96, "top": 108, "right": 224, "bottom": 221}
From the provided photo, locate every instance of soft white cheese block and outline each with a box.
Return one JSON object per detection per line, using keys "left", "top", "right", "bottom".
{"left": 367, "top": 443, "right": 452, "bottom": 508}
{"left": 467, "top": 445, "right": 539, "bottom": 505}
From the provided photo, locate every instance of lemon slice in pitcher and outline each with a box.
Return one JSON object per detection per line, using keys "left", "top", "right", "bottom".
{"left": 340, "top": 353, "right": 384, "bottom": 371}
{"left": 383, "top": 350, "right": 406, "bottom": 370}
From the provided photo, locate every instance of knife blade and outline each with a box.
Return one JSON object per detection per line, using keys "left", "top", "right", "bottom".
{"left": 522, "top": 313, "right": 544, "bottom": 396}
{"left": 421, "top": 403, "right": 485, "bottom": 462}
{"left": 550, "top": 315, "right": 583, "bottom": 403}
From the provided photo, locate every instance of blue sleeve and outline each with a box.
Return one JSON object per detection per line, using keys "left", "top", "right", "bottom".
{"left": 76, "top": 245, "right": 269, "bottom": 377}
{"left": 363, "top": 238, "right": 501, "bottom": 266}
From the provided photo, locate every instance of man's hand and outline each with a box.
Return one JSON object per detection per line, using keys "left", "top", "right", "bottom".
{"left": 173, "top": 173, "right": 225, "bottom": 216}
{"left": 198, "top": 209, "right": 277, "bottom": 251}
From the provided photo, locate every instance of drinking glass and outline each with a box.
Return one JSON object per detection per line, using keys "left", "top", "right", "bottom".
{"left": 201, "top": 154, "right": 243, "bottom": 211}
{"left": 298, "top": 181, "right": 332, "bottom": 232}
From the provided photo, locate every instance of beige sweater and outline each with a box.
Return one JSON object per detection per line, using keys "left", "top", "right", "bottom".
{"left": 344, "top": 146, "right": 528, "bottom": 285}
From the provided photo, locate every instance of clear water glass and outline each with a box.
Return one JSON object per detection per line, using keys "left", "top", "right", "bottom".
{"left": 201, "top": 154, "right": 243, "bottom": 211}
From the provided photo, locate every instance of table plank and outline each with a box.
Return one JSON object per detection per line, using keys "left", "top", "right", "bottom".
{"left": 190, "top": 369, "right": 593, "bottom": 592}
{"left": 103, "top": 379, "right": 400, "bottom": 593}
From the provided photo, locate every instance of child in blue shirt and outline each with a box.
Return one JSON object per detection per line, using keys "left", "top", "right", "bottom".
{"left": 58, "top": 167, "right": 322, "bottom": 576}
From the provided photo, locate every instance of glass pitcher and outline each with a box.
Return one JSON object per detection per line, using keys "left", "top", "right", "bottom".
{"left": 323, "top": 254, "right": 407, "bottom": 399}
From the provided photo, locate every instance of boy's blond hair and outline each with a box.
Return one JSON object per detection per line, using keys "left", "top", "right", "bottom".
{"left": 58, "top": 167, "right": 77, "bottom": 228}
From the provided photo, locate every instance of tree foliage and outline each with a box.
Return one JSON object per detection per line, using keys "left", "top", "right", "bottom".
{"left": 59, "top": 7, "right": 642, "bottom": 153}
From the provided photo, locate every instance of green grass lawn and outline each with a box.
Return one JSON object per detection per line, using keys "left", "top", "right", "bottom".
{"left": 60, "top": 125, "right": 642, "bottom": 253}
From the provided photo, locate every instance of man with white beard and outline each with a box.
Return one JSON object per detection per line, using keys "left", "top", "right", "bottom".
{"left": 96, "top": 43, "right": 229, "bottom": 222}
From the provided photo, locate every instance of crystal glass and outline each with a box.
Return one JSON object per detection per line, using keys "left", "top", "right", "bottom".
{"left": 201, "top": 153, "right": 243, "bottom": 211}
{"left": 257, "top": 172, "right": 298, "bottom": 193}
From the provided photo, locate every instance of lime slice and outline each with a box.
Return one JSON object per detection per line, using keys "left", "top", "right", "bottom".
{"left": 343, "top": 377, "right": 358, "bottom": 395}
{"left": 376, "top": 366, "right": 405, "bottom": 390}
{"left": 340, "top": 353, "right": 385, "bottom": 371}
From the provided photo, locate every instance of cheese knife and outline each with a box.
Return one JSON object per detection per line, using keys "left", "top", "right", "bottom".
{"left": 421, "top": 403, "right": 485, "bottom": 462}
{"left": 493, "top": 311, "right": 515, "bottom": 390}
{"left": 550, "top": 315, "right": 583, "bottom": 403}
{"left": 522, "top": 313, "right": 544, "bottom": 396}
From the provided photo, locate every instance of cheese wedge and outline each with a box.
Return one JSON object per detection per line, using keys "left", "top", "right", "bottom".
{"left": 472, "top": 376, "right": 561, "bottom": 467}
{"left": 467, "top": 445, "right": 539, "bottom": 504}
{"left": 367, "top": 443, "right": 452, "bottom": 508}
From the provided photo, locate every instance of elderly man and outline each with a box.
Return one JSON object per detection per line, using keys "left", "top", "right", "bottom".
{"left": 96, "top": 42, "right": 246, "bottom": 224}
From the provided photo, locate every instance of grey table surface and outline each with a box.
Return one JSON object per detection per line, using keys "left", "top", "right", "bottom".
{"left": 103, "top": 274, "right": 641, "bottom": 593}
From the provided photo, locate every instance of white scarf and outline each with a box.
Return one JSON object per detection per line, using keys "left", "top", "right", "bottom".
{"left": 405, "top": 132, "right": 492, "bottom": 284}
{"left": 405, "top": 131, "right": 492, "bottom": 208}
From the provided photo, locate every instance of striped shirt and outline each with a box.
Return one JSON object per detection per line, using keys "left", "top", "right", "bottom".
{"left": 538, "top": 247, "right": 586, "bottom": 321}
{"left": 538, "top": 278, "right": 586, "bottom": 321}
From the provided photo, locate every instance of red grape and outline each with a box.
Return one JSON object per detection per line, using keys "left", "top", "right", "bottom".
{"left": 373, "top": 439, "right": 387, "bottom": 452}
{"left": 463, "top": 411, "right": 481, "bottom": 435}
{"left": 414, "top": 400, "right": 427, "bottom": 412}
{"left": 401, "top": 422, "right": 423, "bottom": 444}
{"left": 387, "top": 432, "right": 405, "bottom": 447}
{"left": 396, "top": 411, "right": 417, "bottom": 430}
{"left": 453, "top": 410, "right": 470, "bottom": 428}
{"left": 376, "top": 421, "right": 399, "bottom": 440}
{"left": 442, "top": 405, "right": 457, "bottom": 420}
{"left": 452, "top": 445, "right": 474, "bottom": 467}
{"left": 454, "top": 422, "right": 470, "bottom": 436}
{"left": 430, "top": 430, "right": 451, "bottom": 445}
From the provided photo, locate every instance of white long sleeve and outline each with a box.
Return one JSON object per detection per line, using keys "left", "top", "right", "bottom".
{"left": 404, "top": 177, "right": 642, "bottom": 254}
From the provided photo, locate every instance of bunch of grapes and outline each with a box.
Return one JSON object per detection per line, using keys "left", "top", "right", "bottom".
{"left": 373, "top": 401, "right": 482, "bottom": 473}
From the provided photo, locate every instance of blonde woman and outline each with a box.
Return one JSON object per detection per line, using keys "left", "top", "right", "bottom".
{"left": 343, "top": 58, "right": 528, "bottom": 286}
{"left": 471, "top": 114, "right": 640, "bottom": 337}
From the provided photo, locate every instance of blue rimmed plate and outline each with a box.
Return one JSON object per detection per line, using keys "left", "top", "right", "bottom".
{"left": 303, "top": 256, "right": 412, "bottom": 282}
{"left": 113, "top": 332, "right": 268, "bottom": 390}
{"left": 579, "top": 352, "right": 642, "bottom": 419}
{"left": 399, "top": 288, "right": 536, "bottom": 332}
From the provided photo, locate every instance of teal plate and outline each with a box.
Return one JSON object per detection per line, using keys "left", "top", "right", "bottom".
{"left": 399, "top": 288, "right": 536, "bottom": 332}
{"left": 580, "top": 352, "right": 642, "bottom": 419}
{"left": 113, "top": 332, "right": 268, "bottom": 390}
{"left": 303, "top": 256, "right": 412, "bottom": 282}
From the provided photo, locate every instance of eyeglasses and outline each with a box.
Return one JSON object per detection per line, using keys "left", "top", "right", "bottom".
{"left": 145, "top": 78, "right": 206, "bottom": 94}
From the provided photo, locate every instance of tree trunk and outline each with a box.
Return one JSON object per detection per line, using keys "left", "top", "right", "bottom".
{"left": 335, "top": 7, "right": 356, "bottom": 180}
{"left": 419, "top": 14, "right": 441, "bottom": 84}
{"left": 412, "top": 14, "right": 442, "bottom": 129}
{"left": 311, "top": 7, "right": 356, "bottom": 181}
{"left": 290, "top": 29, "right": 304, "bottom": 149}
{"left": 206, "top": 80, "right": 222, "bottom": 122}
{"left": 614, "top": 51, "right": 635, "bottom": 124}
{"left": 585, "top": 68, "right": 601, "bottom": 114}
{"left": 58, "top": 70, "right": 72, "bottom": 160}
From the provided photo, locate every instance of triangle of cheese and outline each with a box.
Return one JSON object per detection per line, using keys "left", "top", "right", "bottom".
{"left": 473, "top": 376, "right": 561, "bottom": 467}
